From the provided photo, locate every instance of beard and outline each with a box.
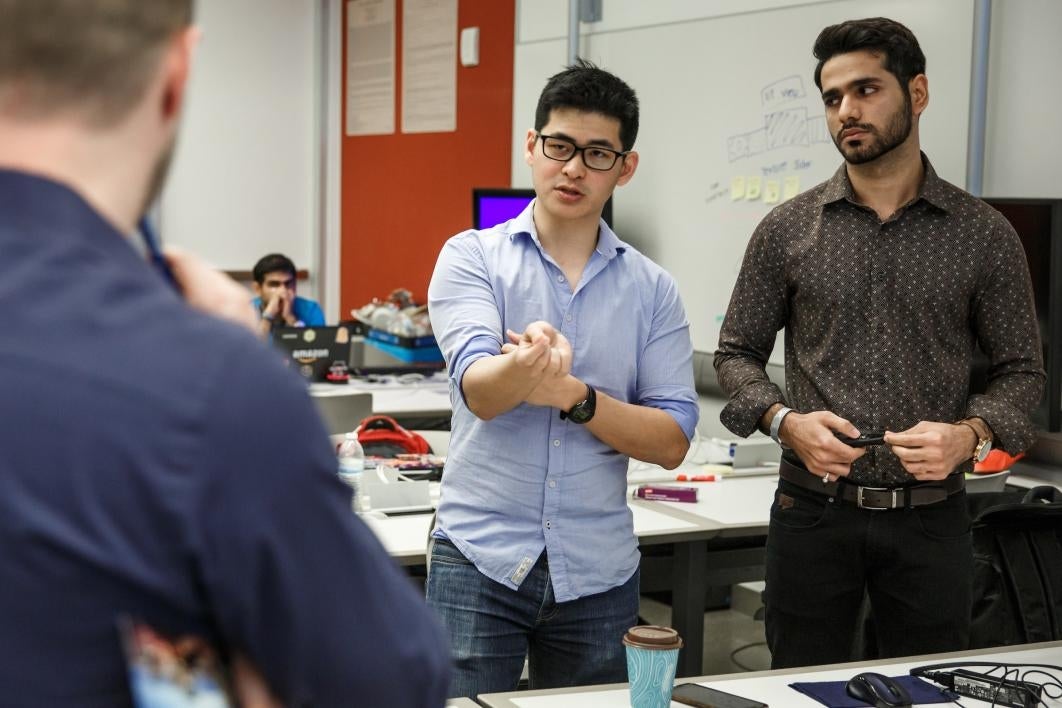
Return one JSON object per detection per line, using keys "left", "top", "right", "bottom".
{"left": 832, "top": 92, "right": 913, "bottom": 165}
{"left": 139, "top": 135, "right": 177, "bottom": 218}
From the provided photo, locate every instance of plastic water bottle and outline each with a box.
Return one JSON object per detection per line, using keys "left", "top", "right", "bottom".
{"left": 337, "top": 432, "right": 366, "bottom": 511}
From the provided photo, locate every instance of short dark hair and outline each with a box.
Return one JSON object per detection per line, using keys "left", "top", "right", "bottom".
{"left": 534, "top": 58, "right": 639, "bottom": 151}
{"left": 813, "top": 17, "right": 926, "bottom": 93}
{"left": 253, "top": 254, "right": 297, "bottom": 284}
{"left": 0, "top": 0, "right": 193, "bottom": 127}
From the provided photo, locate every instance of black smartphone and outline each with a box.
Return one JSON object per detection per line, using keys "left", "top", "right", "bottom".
{"left": 671, "top": 682, "right": 769, "bottom": 708}
{"left": 834, "top": 430, "right": 886, "bottom": 447}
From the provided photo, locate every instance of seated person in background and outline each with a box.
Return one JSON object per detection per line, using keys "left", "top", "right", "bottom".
{"left": 251, "top": 253, "right": 325, "bottom": 335}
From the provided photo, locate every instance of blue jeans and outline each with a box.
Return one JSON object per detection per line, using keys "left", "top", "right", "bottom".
{"left": 425, "top": 537, "right": 639, "bottom": 699}
{"left": 765, "top": 478, "right": 973, "bottom": 668}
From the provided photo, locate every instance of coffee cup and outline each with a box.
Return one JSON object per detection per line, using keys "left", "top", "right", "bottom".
{"left": 623, "top": 625, "right": 683, "bottom": 708}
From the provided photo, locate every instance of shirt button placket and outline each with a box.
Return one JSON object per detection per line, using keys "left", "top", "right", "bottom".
{"left": 870, "top": 223, "right": 886, "bottom": 424}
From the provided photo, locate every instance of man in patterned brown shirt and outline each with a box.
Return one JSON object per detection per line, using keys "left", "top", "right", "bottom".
{"left": 714, "top": 17, "right": 1045, "bottom": 668}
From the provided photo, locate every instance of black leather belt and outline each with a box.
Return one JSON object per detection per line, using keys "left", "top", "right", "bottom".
{"left": 779, "top": 459, "right": 964, "bottom": 510}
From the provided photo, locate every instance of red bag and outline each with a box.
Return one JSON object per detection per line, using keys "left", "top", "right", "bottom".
{"left": 356, "top": 415, "right": 432, "bottom": 457}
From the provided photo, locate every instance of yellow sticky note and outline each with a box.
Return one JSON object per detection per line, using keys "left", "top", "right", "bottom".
{"left": 730, "top": 176, "right": 746, "bottom": 200}
{"left": 783, "top": 176, "right": 801, "bottom": 200}
{"left": 763, "top": 180, "right": 781, "bottom": 204}
{"left": 745, "top": 176, "right": 762, "bottom": 200}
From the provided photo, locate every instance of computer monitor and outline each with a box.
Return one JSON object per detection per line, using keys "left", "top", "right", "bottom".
{"left": 472, "top": 187, "right": 613, "bottom": 230}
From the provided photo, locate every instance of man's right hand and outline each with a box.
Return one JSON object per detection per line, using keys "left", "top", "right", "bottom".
{"left": 779, "top": 410, "right": 866, "bottom": 478}
{"left": 262, "top": 289, "right": 291, "bottom": 321}
{"left": 165, "top": 247, "right": 259, "bottom": 335}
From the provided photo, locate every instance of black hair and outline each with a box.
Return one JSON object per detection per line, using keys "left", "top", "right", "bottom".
{"left": 252, "top": 254, "right": 296, "bottom": 284}
{"left": 813, "top": 17, "right": 926, "bottom": 93}
{"left": 534, "top": 58, "right": 639, "bottom": 151}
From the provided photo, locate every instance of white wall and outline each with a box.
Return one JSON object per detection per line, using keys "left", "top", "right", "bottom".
{"left": 983, "top": 0, "right": 1062, "bottom": 199}
{"left": 160, "top": 0, "right": 321, "bottom": 299}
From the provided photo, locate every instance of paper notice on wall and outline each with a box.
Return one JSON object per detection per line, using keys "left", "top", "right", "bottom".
{"left": 401, "top": 0, "right": 457, "bottom": 133}
{"left": 783, "top": 175, "right": 801, "bottom": 200}
{"left": 346, "top": 0, "right": 396, "bottom": 136}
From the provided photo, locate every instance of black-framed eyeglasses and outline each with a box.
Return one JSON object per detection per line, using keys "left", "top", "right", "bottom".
{"left": 536, "top": 133, "right": 629, "bottom": 171}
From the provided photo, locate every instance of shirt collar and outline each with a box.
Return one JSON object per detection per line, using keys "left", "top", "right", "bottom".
{"left": 504, "top": 198, "right": 627, "bottom": 260}
{"left": 817, "top": 152, "right": 951, "bottom": 214}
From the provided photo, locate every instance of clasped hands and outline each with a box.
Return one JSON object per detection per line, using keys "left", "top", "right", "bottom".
{"left": 501, "top": 321, "right": 583, "bottom": 410}
{"left": 781, "top": 411, "right": 977, "bottom": 481}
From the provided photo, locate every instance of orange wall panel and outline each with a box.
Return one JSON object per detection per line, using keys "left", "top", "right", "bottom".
{"left": 340, "top": 0, "right": 515, "bottom": 316}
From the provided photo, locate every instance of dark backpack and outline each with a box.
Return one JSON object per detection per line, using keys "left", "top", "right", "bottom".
{"left": 969, "top": 485, "right": 1062, "bottom": 648}
{"left": 356, "top": 415, "right": 432, "bottom": 458}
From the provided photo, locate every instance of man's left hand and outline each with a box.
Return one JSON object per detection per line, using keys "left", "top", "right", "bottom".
{"left": 885, "top": 421, "right": 977, "bottom": 480}
{"left": 501, "top": 327, "right": 577, "bottom": 408}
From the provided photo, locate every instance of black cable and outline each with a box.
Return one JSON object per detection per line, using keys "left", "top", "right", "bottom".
{"left": 1020, "top": 669, "right": 1062, "bottom": 700}
{"left": 909, "top": 660, "right": 1060, "bottom": 707}
{"left": 728, "top": 641, "right": 768, "bottom": 672}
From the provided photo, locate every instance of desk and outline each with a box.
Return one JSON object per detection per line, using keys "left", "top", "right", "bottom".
{"left": 446, "top": 699, "right": 479, "bottom": 707}
{"left": 361, "top": 473, "right": 774, "bottom": 678}
{"left": 310, "top": 373, "right": 452, "bottom": 428}
{"left": 1009, "top": 458, "right": 1062, "bottom": 491}
{"left": 629, "top": 474, "right": 772, "bottom": 677}
{"left": 312, "top": 386, "right": 734, "bottom": 437}
{"left": 478, "top": 640, "right": 1062, "bottom": 706}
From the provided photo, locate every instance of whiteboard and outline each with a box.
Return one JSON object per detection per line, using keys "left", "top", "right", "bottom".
{"left": 512, "top": 0, "right": 974, "bottom": 359}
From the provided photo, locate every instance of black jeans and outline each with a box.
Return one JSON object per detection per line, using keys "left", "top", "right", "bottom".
{"left": 764, "top": 478, "right": 973, "bottom": 669}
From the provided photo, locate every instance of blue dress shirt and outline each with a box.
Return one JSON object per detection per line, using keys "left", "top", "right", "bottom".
{"left": 252, "top": 294, "right": 325, "bottom": 326}
{"left": 0, "top": 169, "right": 448, "bottom": 706}
{"left": 428, "top": 201, "right": 698, "bottom": 602}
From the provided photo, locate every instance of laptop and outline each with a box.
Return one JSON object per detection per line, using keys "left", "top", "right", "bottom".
{"left": 272, "top": 325, "right": 352, "bottom": 382}
{"left": 348, "top": 335, "right": 445, "bottom": 376}
{"left": 311, "top": 391, "right": 373, "bottom": 436}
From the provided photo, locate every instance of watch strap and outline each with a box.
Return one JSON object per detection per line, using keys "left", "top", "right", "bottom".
{"left": 769, "top": 406, "right": 793, "bottom": 446}
{"left": 559, "top": 384, "right": 595, "bottom": 423}
{"left": 957, "top": 419, "right": 991, "bottom": 462}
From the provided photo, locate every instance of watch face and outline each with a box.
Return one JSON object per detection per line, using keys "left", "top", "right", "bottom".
{"left": 563, "top": 385, "right": 596, "bottom": 424}
{"left": 975, "top": 439, "right": 993, "bottom": 463}
{"left": 567, "top": 403, "right": 593, "bottom": 424}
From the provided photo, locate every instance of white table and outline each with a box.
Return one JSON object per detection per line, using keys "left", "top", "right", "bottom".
{"left": 310, "top": 372, "right": 452, "bottom": 420}
{"left": 361, "top": 472, "right": 774, "bottom": 678}
{"left": 478, "top": 640, "right": 1062, "bottom": 706}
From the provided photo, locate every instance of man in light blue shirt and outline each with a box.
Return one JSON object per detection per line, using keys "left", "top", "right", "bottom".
{"left": 251, "top": 253, "right": 325, "bottom": 336}
{"left": 427, "top": 60, "right": 698, "bottom": 698}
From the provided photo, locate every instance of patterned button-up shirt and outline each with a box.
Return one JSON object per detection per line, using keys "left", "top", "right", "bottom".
{"left": 714, "top": 155, "right": 1045, "bottom": 485}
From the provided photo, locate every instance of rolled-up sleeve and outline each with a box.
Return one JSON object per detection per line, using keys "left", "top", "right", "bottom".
{"left": 637, "top": 273, "right": 699, "bottom": 440}
{"left": 428, "top": 233, "right": 502, "bottom": 396}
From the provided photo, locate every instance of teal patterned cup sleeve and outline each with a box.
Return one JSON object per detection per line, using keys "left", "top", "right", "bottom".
{"left": 623, "top": 626, "right": 683, "bottom": 708}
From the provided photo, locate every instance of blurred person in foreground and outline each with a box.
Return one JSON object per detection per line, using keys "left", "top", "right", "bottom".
{"left": 0, "top": 1, "right": 449, "bottom": 705}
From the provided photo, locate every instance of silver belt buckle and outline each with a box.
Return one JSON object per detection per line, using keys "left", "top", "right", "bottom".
{"left": 856, "top": 486, "right": 898, "bottom": 510}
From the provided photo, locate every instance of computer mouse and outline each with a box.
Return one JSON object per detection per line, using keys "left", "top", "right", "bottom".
{"left": 845, "top": 671, "right": 913, "bottom": 708}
